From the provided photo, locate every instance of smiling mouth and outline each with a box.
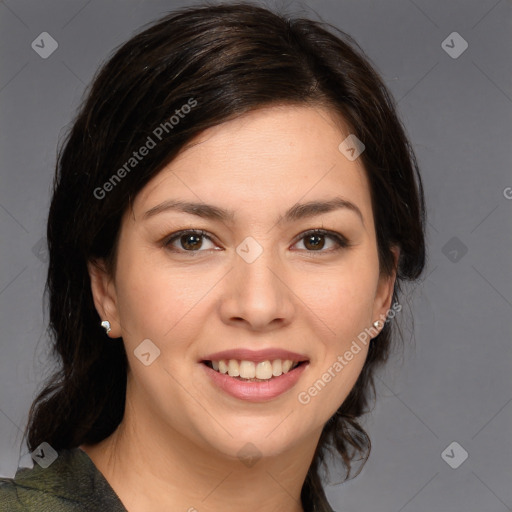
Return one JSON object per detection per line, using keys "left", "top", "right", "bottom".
{"left": 202, "top": 359, "right": 308, "bottom": 382}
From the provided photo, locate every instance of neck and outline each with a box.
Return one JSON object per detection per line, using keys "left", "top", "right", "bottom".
{"left": 80, "top": 379, "right": 322, "bottom": 512}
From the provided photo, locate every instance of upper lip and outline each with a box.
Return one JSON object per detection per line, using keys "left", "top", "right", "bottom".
{"left": 201, "top": 348, "right": 309, "bottom": 363}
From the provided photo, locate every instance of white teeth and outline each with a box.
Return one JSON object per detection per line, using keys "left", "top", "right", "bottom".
{"left": 227, "top": 359, "right": 240, "bottom": 377}
{"left": 218, "top": 360, "right": 228, "bottom": 374}
{"left": 239, "top": 361, "right": 256, "bottom": 379}
{"left": 272, "top": 360, "right": 282, "bottom": 377}
{"left": 256, "top": 361, "right": 273, "bottom": 379}
{"left": 209, "top": 359, "right": 301, "bottom": 380}
{"left": 282, "top": 360, "right": 293, "bottom": 373}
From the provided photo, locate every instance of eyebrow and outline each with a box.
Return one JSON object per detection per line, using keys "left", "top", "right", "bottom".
{"left": 143, "top": 196, "right": 364, "bottom": 226}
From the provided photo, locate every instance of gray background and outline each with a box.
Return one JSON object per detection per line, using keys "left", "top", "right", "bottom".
{"left": 1, "top": 0, "right": 511, "bottom": 511}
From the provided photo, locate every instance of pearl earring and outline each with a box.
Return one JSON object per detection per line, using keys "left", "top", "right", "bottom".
{"left": 101, "top": 320, "right": 112, "bottom": 334}
{"left": 373, "top": 320, "right": 381, "bottom": 329}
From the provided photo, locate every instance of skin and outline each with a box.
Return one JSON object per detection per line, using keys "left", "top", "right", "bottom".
{"left": 81, "top": 104, "right": 399, "bottom": 512}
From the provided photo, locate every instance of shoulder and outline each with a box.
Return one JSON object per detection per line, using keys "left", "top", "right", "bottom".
{"left": 0, "top": 447, "right": 125, "bottom": 511}
{"left": 0, "top": 473, "right": 83, "bottom": 511}
{"left": 0, "top": 477, "right": 23, "bottom": 511}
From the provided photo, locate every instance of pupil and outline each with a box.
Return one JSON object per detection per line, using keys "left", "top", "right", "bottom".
{"left": 182, "top": 234, "right": 202, "bottom": 250}
{"left": 305, "top": 234, "right": 324, "bottom": 250}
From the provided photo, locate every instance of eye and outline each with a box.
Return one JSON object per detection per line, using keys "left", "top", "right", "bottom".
{"left": 292, "top": 229, "right": 349, "bottom": 253}
{"left": 162, "top": 228, "right": 350, "bottom": 255}
{"left": 164, "top": 230, "right": 218, "bottom": 253}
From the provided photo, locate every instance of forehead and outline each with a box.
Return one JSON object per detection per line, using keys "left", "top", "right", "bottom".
{"left": 134, "top": 104, "right": 373, "bottom": 224}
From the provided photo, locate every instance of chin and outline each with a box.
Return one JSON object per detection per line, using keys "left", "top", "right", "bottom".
{"left": 197, "top": 421, "right": 308, "bottom": 462}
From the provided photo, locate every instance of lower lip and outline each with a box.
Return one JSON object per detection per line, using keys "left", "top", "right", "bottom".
{"left": 200, "top": 362, "right": 309, "bottom": 402}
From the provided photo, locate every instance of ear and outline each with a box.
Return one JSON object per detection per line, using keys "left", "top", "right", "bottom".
{"left": 87, "top": 258, "right": 121, "bottom": 338}
{"left": 371, "top": 245, "right": 400, "bottom": 331}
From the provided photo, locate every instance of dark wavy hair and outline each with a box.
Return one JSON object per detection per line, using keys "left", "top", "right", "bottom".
{"left": 24, "top": 2, "right": 426, "bottom": 511}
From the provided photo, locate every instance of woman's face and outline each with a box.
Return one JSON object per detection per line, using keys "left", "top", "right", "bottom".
{"left": 90, "top": 105, "right": 397, "bottom": 462}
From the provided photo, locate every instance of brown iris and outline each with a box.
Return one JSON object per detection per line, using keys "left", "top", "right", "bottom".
{"left": 303, "top": 233, "right": 325, "bottom": 250}
{"left": 181, "top": 233, "right": 203, "bottom": 250}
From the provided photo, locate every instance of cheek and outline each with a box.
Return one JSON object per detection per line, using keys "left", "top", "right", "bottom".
{"left": 113, "top": 244, "right": 169, "bottom": 336}
{"left": 114, "top": 250, "right": 219, "bottom": 350}
{"left": 298, "top": 261, "right": 378, "bottom": 339}
{"left": 297, "top": 274, "right": 373, "bottom": 417}
{"left": 302, "top": 261, "right": 378, "bottom": 413}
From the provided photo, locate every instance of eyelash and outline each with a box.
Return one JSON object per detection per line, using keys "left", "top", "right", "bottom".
{"left": 162, "top": 228, "right": 350, "bottom": 257}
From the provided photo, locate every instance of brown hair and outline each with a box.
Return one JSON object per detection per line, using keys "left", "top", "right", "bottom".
{"left": 25, "top": 3, "right": 426, "bottom": 510}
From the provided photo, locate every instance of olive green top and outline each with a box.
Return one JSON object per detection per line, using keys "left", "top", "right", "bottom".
{"left": 0, "top": 448, "right": 127, "bottom": 511}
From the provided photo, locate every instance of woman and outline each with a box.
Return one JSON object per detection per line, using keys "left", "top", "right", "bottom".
{"left": 0, "top": 2, "right": 426, "bottom": 511}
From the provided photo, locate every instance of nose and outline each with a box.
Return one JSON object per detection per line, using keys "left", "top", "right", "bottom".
{"left": 219, "top": 244, "right": 296, "bottom": 332}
